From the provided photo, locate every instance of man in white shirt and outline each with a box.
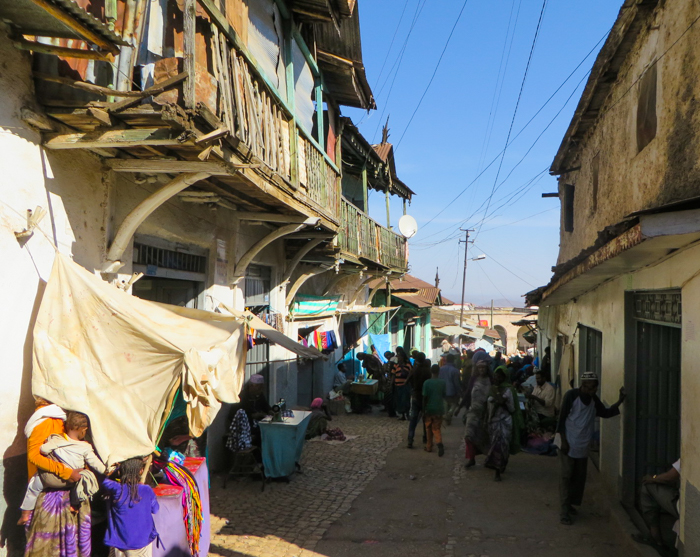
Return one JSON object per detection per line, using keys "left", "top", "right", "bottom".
{"left": 525, "top": 371, "right": 556, "bottom": 422}
{"left": 556, "top": 371, "right": 626, "bottom": 525}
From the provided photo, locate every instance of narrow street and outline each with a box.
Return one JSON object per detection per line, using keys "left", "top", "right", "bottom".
{"left": 209, "top": 412, "right": 637, "bottom": 557}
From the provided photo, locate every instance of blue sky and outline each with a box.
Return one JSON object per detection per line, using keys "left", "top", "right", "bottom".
{"left": 342, "top": 0, "right": 622, "bottom": 306}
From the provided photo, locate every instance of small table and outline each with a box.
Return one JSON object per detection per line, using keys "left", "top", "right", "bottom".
{"left": 153, "top": 457, "right": 210, "bottom": 557}
{"left": 351, "top": 379, "right": 379, "bottom": 396}
{"left": 258, "top": 410, "right": 311, "bottom": 478}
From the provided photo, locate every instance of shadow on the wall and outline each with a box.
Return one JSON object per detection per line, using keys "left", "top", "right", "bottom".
{"left": 0, "top": 279, "right": 46, "bottom": 556}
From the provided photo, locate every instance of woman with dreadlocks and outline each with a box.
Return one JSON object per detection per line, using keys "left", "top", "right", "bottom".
{"left": 102, "top": 457, "right": 160, "bottom": 557}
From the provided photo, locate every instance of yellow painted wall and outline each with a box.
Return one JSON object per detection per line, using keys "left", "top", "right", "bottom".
{"left": 539, "top": 240, "right": 700, "bottom": 547}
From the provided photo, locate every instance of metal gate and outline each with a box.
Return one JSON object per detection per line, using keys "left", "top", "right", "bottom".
{"left": 632, "top": 291, "right": 681, "bottom": 504}
{"left": 245, "top": 265, "right": 271, "bottom": 395}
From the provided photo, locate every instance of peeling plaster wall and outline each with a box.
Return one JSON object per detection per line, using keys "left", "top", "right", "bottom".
{"left": 556, "top": 1, "right": 700, "bottom": 264}
{"left": 539, "top": 241, "right": 700, "bottom": 551}
{"left": 0, "top": 26, "right": 112, "bottom": 554}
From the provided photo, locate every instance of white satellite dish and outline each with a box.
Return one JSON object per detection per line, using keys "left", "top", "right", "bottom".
{"left": 398, "top": 214, "right": 418, "bottom": 238}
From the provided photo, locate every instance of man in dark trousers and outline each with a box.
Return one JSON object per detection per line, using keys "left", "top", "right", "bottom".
{"left": 557, "top": 371, "right": 626, "bottom": 525}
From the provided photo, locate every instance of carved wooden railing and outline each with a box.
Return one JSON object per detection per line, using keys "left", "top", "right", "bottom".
{"left": 339, "top": 198, "right": 407, "bottom": 270}
{"left": 199, "top": 0, "right": 341, "bottom": 221}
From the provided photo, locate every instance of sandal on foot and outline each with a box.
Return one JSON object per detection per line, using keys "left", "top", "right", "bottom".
{"left": 560, "top": 515, "right": 573, "bottom": 526}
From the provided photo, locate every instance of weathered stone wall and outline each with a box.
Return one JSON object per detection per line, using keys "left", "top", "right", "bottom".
{"left": 556, "top": 0, "right": 700, "bottom": 264}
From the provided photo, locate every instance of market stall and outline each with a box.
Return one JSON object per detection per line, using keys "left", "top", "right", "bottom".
{"left": 31, "top": 255, "right": 248, "bottom": 555}
{"left": 258, "top": 410, "right": 312, "bottom": 479}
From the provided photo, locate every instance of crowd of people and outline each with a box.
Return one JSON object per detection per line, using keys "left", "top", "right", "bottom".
{"left": 339, "top": 344, "right": 637, "bottom": 527}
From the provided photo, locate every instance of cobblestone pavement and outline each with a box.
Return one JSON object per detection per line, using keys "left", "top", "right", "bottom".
{"left": 209, "top": 411, "right": 647, "bottom": 557}
{"left": 209, "top": 411, "right": 405, "bottom": 557}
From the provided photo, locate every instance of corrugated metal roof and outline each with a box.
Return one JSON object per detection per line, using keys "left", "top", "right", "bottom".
{"left": 0, "top": 0, "right": 127, "bottom": 52}
{"left": 371, "top": 142, "right": 414, "bottom": 198}
{"left": 391, "top": 292, "right": 432, "bottom": 308}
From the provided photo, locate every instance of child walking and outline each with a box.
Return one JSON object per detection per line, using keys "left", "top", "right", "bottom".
{"left": 422, "top": 364, "right": 447, "bottom": 456}
{"left": 19, "top": 411, "right": 105, "bottom": 524}
{"left": 103, "top": 457, "right": 160, "bottom": 557}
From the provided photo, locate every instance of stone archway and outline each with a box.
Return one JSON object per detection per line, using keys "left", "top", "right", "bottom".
{"left": 494, "top": 325, "right": 508, "bottom": 353}
{"left": 517, "top": 325, "right": 534, "bottom": 351}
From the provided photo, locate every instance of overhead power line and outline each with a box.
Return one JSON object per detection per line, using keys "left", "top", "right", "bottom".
{"left": 419, "top": 25, "right": 610, "bottom": 231}
{"left": 395, "top": 0, "right": 471, "bottom": 149}
{"left": 474, "top": 0, "right": 549, "bottom": 240}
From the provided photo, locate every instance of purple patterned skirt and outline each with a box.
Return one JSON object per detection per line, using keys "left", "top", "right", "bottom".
{"left": 24, "top": 490, "right": 91, "bottom": 557}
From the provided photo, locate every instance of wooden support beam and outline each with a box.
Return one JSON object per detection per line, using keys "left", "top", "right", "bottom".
{"left": 367, "top": 279, "right": 386, "bottom": 305}
{"left": 104, "top": 172, "right": 211, "bottom": 271}
{"left": 20, "top": 107, "right": 55, "bottom": 131}
{"left": 281, "top": 237, "right": 327, "bottom": 284}
{"left": 13, "top": 38, "right": 112, "bottom": 61}
{"left": 286, "top": 266, "right": 332, "bottom": 306}
{"left": 235, "top": 213, "right": 320, "bottom": 224}
{"left": 87, "top": 107, "right": 114, "bottom": 126}
{"left": 195, "top": 126, "right": 229, "bottom": 144}
{"left": 232, "top": 219, "right": 320, "bottom": 281}
{"left": 284, "top": 232, "right": 335, "bottom": 240}
{"left": 349, "top": 275, "right": 384, "bottom": 307}
{"left": 44, "top": 128, "right": 191, "bottom": 150}
{"left": 183, "top": 0, "right": 197, "bottom": 109}
{"left": 34, "top": 73, "right": 145, "bottom": 97}
{"left": 105, "top": 72, "right": 189, "bottom": 112}
{"left": 106, "top": 158, "right": 257, "bottom": 173}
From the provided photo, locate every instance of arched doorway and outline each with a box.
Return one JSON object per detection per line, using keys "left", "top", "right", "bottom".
{"left": 494, "top": 325, "right": 508, "bottom": 353}
{"left": 517, "top": 325, "right": 534, "bottom": 351}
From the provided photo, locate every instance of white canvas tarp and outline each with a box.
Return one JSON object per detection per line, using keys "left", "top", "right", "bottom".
{"left": 32, "top": 254, "right": 247, "bottom": 466}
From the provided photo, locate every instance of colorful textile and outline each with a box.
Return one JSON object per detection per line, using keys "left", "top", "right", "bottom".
{"left": 24, "top": 490, "right": 91, "bottom": 557}
{"left": 159, "top": 462, "right": 203, "bottom": 557}
{"left": 226, "top": 409, "right": 252, "bottom": 453}
{"left": 102, "top": 479, "right": 159, "bottom": 551}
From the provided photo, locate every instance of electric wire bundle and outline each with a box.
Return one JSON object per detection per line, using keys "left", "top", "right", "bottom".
{"left": 161, "top": 461, "right": 203, "bottom": 556}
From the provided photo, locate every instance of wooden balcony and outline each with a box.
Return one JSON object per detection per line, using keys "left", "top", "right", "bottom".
{"left": 35, "top": 0, "right": 341, "bottom": 227}
{"left": 338, "top": 198, "right": 407, "bottom": 272}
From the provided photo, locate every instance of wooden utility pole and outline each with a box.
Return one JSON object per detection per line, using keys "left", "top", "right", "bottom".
{"left": 459, "top": 229, "right": 474, "bottom": 328}
{"left": 491, "top": 299, "right": 494, "bottom": 328}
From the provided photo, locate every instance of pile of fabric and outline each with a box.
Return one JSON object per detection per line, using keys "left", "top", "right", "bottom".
{"left": 157, "top": 460, "right": 203, "bottom": 557}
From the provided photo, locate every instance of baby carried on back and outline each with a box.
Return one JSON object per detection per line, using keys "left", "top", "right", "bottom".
{"left": 20, "top": 410, "right": 105, "bottom": 524}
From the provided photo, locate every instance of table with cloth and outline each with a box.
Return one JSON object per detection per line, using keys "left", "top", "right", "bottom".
{"left": 351, "top": 379, "right": 379, "bottom": 395}
{"left": 153, "top": 457, "right": 210, "bottom": 557}
{"left": 258, "top": 411, "right": 311, "bottom": 478}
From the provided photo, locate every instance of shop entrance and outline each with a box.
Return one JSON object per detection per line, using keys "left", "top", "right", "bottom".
{"left": 623, "top": 290, "right": 681, "bottom": 513}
